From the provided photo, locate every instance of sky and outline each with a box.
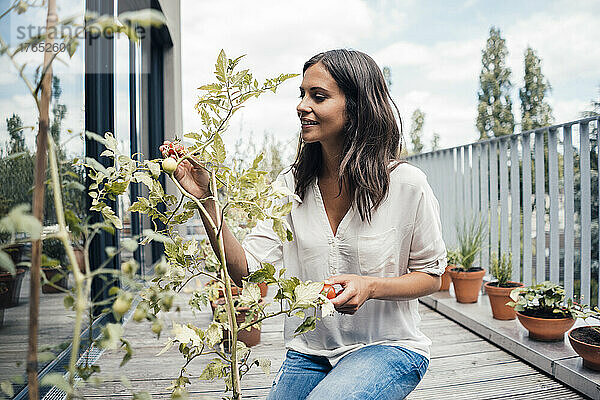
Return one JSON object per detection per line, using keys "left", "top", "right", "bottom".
{"left": 180, "top": 0, "right": 600, "bottom": 155}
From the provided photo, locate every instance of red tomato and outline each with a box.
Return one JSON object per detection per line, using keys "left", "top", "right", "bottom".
{"left": 322, "top": 283, "right": 337, "bottom": 299}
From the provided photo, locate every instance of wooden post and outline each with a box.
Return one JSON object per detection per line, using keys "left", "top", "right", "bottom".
{"left": 27, "top": 0, "right": 57, "bottom": 398}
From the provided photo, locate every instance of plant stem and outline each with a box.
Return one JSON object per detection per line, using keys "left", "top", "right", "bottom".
{"left": 209, "top": 169, "right": 242, "bottom": 399}
{"left": 49, "top": 136, "right": 85, "bottom": 399}
{"left": 27, "top": 2, "right": 56, "bottom": 398}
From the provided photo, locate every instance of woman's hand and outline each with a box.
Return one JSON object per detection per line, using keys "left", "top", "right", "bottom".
{"left": 173, "top": 157, "right": 211, "bottom": 199}
{"left": 325, "top": 274, "right": 374, "bottom": 315}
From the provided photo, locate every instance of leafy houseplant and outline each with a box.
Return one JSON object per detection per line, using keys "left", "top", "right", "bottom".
{"left": 508, "top": 281, "right": 596, "bottom": 341}
{"left": 440, "top": 249, "right": 459, "bottom": 291}
{"left": 85, "top": 51, "right": 336, "bottom": 399}
{"left": 484, "top": 252, "right": 523, "bottom": 320}
{"left": 448, "top": 216, "right": 486, "bottom": 303}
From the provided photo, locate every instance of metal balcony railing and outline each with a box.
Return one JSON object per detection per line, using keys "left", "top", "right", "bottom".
{"left": 408, "top": 117, "right": 600, "bottom": 306}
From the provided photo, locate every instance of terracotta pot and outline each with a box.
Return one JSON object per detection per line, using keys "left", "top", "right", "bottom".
{"left": 448, "top": 268, "right": 485, "bottom": 303}
{"left": 213, "top": 297, "right": 263, "bottom": 351}
{"left": 73, "top": 248, "right": 86, "bottom": 273}
{"left": 516, "top": 311, "right": 575, "bottom": 341}
{"left": 0, "top": 268, "right": 26, "bottom": 308}
{"left": 258, "top": 282, "right": 268, "bottom": 297}
{"left": 484, "top": 282, "right": 523, "bottom": 320}
{"left": 41, "top": 267, "right": 68, "bottom": 293}
{"left": 439, "top": 265, "right": 454, "bottom": 291}
{"left": 568, "top": 326, "right": 600, "bottom": 370}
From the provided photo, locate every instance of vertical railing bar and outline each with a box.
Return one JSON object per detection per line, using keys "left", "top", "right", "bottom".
{"left": 522, "top": 133, "right": 533, "bottom": 285}
{"left": 535, "top": 129, "right": 546, "bottom": 283}
{"left": 548, "top": 127, "right": 560, "bottom": 283}
{"left": 472, "top": 144, "right": 481, "bottom": 267}
{"left": 510, "top": 136, "right": 521, "bottom": 282}
{"left": 489, "top": 141, "right": 499, "bottom": 271}
{"left": 464, "top": 145, "right": 472, "bottom": 222}
{"left": 597, "top": 119, "right": 600, "bottom": 307}
{"left": 499, "top": 139, "right": 509, "bottom": 256}
{"left": 580, "top": 122, "right": 591, "bottom": 303}
{"left": 563, "top": 126, "right": 575, "bottom": 300}
{"left": 480, "top": 143, "right": 489, "bottom": 272}
{"left": 445, "top": 149, "right": 454, "bottom": 247}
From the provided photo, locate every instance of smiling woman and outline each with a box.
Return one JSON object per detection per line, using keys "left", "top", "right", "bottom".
{"left": 176, "top": 48, "right": 447, "bottom": 400}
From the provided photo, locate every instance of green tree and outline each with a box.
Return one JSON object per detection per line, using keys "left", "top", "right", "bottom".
{"left": 409, "top": 108, "right": 425, "bottom": 154}
{"left": 520, "top": 47, "right": 553, "bottom": 131}
{"left": 581, "top": 84, "right": 600, "bottom": 118}
{"left": 476, "top": 26, "right": 514, "bottom": 139}
{"left": 431, "top": 132, "right": 440, "bottom": 151}
{"left": 6, "top": 113, "right": 26, "bottom": 154}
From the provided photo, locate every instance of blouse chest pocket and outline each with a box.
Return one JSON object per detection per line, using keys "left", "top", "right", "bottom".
{"left": 358, "top": 228, "right": 398, "bottom": 275}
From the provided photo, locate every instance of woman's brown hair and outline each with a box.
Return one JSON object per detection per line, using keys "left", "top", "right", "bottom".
{"left": 291, "top": 49, "right": 404, "bottom": 223}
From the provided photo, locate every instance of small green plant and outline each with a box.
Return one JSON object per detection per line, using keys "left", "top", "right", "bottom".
{"left": 490, "top": 252, "right": 512, "bottom": 287}
{"left": 454, "top": 216, "right": 486, "bottom": 271}
{"left": 508, "top": 281, "right": 600, "bottom": 320}
{"left": 446, "top": 249, "right": 461, "bottom": 266}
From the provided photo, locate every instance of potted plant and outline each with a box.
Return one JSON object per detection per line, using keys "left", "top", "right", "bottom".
{"left": 484, "top": 252, "right": 523, "bottom": 320}
{"left": 569, "top": 318, "right": 600, "bottom": 370}
{"left": 0, "top": 283, "right": 7, "bottom": 327}
{"left": 41, "top": 238, "right": 68, "bottom": 293}
{"left": 212, "top": 294, "right": 266, "bottom": 351}
{"left": 508, "top": 281, "right": 589, "bottom": 341}
{"left": 440, "top": 249, "right": 459, "bottom": 291}
{"left": 0, "top": 267, "right": 26, "bottom": 308}
{"left": 448, "top": 217, "right": 486, "bottom": 303}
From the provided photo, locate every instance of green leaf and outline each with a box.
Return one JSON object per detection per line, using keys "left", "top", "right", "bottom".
{"left": 1, "top": 381, "right": 14, "bottom": 397}
{"left": 98, "top": 323, "right": 124, "bottom": 350}
{"left": 199, "top": 358, "right": 228, "bottom": 381}
{"left": 134, "top": 171, "right": 154, "bottom": 190}
{"left": 293, "top": 316, "right": 316, "bottom": 336}
{"left": 0, "top": 251, "right": 15, "bottom": 275}
{"left": 215, "top": 49, "right": 227, "bottom": 82}
{"left": 37, "top": 351, "right": 56, "bottom": 363}
{"left": 0, "top": 204, "right": 42, "bottom": 239}
{"left": 213, "top": 134, "right": 226, "bottom": 164}
{"left": 121, "top": 238, "right": 138, "bottom": 252}
{"left": 143, "top": 229, "right": 172, "bottom": 244}
{"left": 132, "top": 392, "right": 152, "bottom": 400}
{"left": 40, "top": 373, "right": 69, "bottom": 391}
{"left": 294, "top": 282, "right": 323, "bottom": 307}
{"left": 205, "top": 322, "right": 223, "bottom": 348}
{"left": 145, "top": 161, "right": 161, "bottom": 178}
{"left": 239, "top": 282, "right": 261, "bottom": 305}
{"left": 255, "top": 357, "right": 271, "bottom": 376}
{"left": 63, "top": 295, "right": 75, "bottom": 309}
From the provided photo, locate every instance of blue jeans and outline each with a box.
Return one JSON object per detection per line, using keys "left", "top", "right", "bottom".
{"left": 266, "top": 345, "right": 429, "bottom": 400}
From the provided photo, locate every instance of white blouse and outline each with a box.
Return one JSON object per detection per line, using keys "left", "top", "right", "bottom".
{"left": 242, "top": 162, "right": 447, "bottom": 366}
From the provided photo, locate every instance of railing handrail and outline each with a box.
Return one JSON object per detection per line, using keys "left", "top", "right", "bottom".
{"left": 407, "top": 115, "right": 599, "bottom": 159}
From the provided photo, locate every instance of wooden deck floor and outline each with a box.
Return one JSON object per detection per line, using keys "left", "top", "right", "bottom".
{"left": 77, "top": 287, "right": 586, "bottom": 400}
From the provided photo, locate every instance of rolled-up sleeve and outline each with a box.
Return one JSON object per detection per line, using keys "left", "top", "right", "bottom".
{"left": 407, "top": 182, "right": 447, "bottom": 276}
{"left": 242, "top": 216, "right": 283, "bottom": 274}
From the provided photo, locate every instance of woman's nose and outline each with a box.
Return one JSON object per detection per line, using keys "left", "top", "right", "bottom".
{"left": 296, "top": 96, "right": 311, "bottom": 115}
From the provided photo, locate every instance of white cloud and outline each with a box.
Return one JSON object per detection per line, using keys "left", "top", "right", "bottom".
{"left": 181, "top": 0, "right": 377, "bottom": 149}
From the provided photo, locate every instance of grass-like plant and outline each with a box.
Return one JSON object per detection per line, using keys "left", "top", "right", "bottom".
{"left": 489, "top": 252, "right": 513, "bottom": 287}
{"left": 454, "top": 216, "right": 486, "bottom": 272}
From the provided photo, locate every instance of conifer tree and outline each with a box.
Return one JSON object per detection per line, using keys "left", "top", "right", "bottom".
{"left": 409, "top": 108, "right": 425, "bottom": 154}
{"left": 477, "top": 26, "right": 514, "bottom": 138}
{"left": 520, "top": 47, "right": 553, "bottom": 131}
